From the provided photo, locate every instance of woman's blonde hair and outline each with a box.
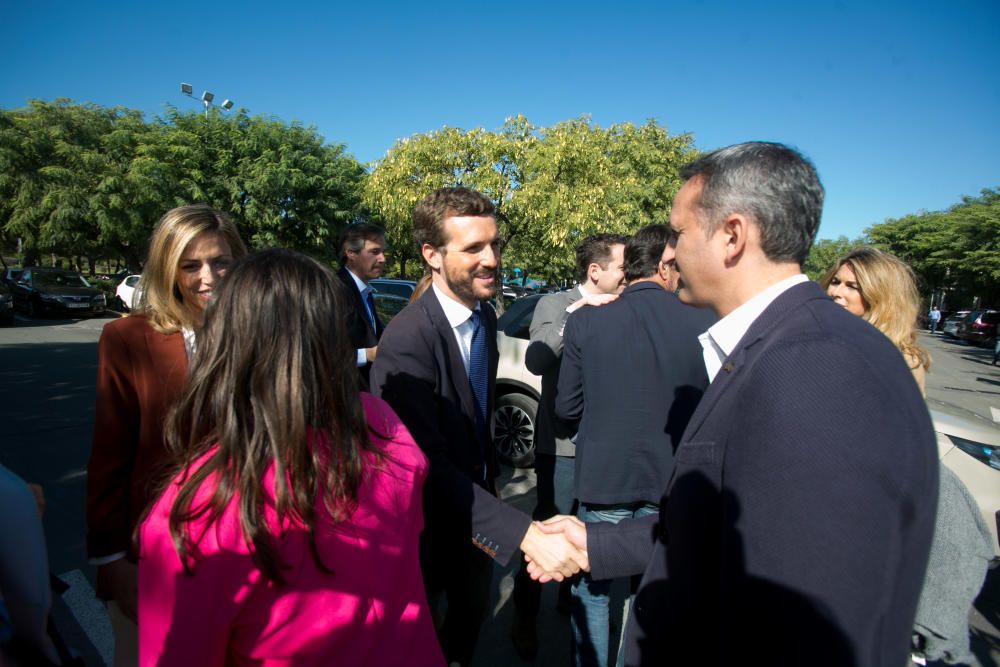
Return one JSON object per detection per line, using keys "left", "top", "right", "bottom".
{"left": 820, "top": 247, "right": 930, "bottom": 371}
{"left": 137, "top": 205, "right": 247, "bottom": 333}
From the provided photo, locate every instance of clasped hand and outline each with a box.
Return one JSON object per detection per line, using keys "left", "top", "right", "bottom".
{"left": 520, "top": 515, "right": 589, "bottom": 583}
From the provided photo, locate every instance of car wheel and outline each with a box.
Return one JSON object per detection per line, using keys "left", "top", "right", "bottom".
{"left": 493, "top": 392, "right": 537, "bottom": 468}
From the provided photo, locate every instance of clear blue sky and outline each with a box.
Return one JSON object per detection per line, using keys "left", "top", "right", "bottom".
{"left": 2, "top": 0, "right": 997, "bottom": 241}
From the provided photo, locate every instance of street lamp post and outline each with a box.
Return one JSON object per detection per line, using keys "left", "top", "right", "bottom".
{"left": 180, "top": 82, "right": 234, "bottom": 118}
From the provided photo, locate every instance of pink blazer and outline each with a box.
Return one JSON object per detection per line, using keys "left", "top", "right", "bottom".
{"left": 138, "top": 394, "right": 444, "bottom": 666}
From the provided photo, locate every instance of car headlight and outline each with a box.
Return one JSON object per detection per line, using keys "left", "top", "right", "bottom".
{"left": 40, "top": 294, "right": 61, "bottom": 302}
{"left": 949, "top": 434, "right": 1000, "bottom": 471}
{"left": 93, "top": 294, "right": 106, "bottom": 305}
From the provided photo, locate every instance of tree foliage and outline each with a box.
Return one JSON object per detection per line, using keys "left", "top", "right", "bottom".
{"left": 802, "top": 236, "right": 867, "bottom": 281}
{"left": 864, "top": 188, "right": 1000, "bottom": 306}
{"left": 363, "top": 115, "right": 696, "bottom": 280}
{"left": 0, "top": 99, "right": 365, "bottom": 270}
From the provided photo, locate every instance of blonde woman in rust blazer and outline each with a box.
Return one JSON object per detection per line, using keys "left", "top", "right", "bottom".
{"left": 86, "top": 204, "right": 246, "bottom": 666}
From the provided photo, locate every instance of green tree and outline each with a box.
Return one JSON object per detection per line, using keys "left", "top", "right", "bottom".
{"left": 802, "top": 236, "right": 867, "bottom": 281}
{"left": 363, "top": 115, "right": 696, "bottom": 282}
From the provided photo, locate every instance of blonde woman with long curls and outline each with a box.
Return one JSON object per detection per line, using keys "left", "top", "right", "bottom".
{"left": 822, "top": 246, "right": 931, "bottom": 393}
{"left": 86, "top": 205, "right": 246, "bottom": 666}
{"left": 823, "top": 247, "right": 992, "bottom": 665}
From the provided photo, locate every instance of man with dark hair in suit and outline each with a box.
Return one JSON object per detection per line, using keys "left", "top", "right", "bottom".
{"left": 370, "top": 187, "right": 586, "bottom": 667}
{"left": 535, "top": 142, "right": 939, "bottom": 667}
{"left": 510, "top": 232, "right": 627, "bottom": 660}
{"left": 336, "top": 223, "right": 386, "bottom": 387}
{"left": 555, "top": 224, "right": 715, "bottom": 667}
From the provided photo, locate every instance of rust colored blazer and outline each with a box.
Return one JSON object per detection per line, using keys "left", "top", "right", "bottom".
{"left": 86, "top": 315, "right": 188, "bottom": 575}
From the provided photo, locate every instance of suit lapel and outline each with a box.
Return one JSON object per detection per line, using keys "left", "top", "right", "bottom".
{"left": 338, "top": 267, "right": 379, "bottom": 340}
{"left": 680, "top": 281, "right": 820, "bottom": 440}
{"left": 419, "top": 290, "right": 479, "bottom": 422}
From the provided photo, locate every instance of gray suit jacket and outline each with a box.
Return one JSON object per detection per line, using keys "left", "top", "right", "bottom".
{"left": 524, "top": 288, "right": 581, "bottom": 457}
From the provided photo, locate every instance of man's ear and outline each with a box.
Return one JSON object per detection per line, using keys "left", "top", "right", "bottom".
{"left": 720, "top": 213, "right": 749, "bottom": 264}
{"left": 422, "top": 243, "right": 443, "bottom": 271}
{"left": 587, "top": 262, "right": 600, "bottom": 284}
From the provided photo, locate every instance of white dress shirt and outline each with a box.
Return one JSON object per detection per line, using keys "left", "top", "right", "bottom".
{"left": 432, "top": 284, "right": 480, "bottom": 375}
{"left": 698, "top": 274, "right": 809, "bottom": 382}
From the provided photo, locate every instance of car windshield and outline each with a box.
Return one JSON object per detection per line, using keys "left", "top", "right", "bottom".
{"left": 33, "top": 272, "right": 91, "bottom": 288}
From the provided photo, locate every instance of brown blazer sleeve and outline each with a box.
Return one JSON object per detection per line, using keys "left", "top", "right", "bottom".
{"left": 86, "top": 317, "right": 187, "bottom": 560}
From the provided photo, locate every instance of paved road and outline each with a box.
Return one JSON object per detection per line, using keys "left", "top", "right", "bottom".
{"left": 1, "top": 317, "right": 997, "bottom": 665}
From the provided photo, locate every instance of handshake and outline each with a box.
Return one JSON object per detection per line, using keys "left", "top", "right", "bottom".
{"left": 519, "top": 515, "right": 589, "bottom": 583}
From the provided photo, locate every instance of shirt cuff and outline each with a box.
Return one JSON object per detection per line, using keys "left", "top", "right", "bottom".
{"left": 356, "top": 348, "right": 367, "bottom": 367}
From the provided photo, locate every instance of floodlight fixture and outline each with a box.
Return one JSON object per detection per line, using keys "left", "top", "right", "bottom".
{"left": 201, "top": 91, "right": 214, "bottom": 103}
{"left": 180, "top": 82, "right": 193, "bottom": 95}
{"left": 221, "top": 99, "right": 234, "bottom": 110}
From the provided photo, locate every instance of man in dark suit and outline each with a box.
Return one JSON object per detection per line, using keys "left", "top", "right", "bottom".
{"left": 555, "top": 224, "right": 715, "bottom": 667}
{"left": 370, "top": 187, "right": 586, "bottom": 667}
{"left": 534, "top": 143, "right": 939, "bottom": 667}
{"left": 336, "top": 223, "right": 386, "bottom": 387}
{"left": 511, "top": 233, "right": 627, "bottom": 659}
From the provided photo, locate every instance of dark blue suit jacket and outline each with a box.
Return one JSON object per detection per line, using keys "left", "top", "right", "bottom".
{"left": 555, "top": 282, "right": 715, "bottom": 505}
{"left": 336, "top": 267, "right": 384, "bottom": 387}
{"left": 588, "top": 281, "right": 939, "bottom": 667}
{"left": 370, "top": 288, "right": 531, "bottom": 575}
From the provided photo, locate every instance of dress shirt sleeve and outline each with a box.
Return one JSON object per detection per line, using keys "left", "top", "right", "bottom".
{"left": 356, "top": 348, "right": 367, "bottom": 367}
{"left": 87, "top": 323, "right": 142, "bottom": 558}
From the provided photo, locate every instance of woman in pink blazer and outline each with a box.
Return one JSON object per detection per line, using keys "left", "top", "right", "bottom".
{"left": 138, "top": 249, "right": 443, "bottom": 666}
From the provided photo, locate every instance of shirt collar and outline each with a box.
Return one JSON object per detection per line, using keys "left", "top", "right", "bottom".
{"left": 346, "top": 268, "right": 369, "bottom": 293}
{"left": 432, "top": 283, "right": 479, "bottom": 328}
{"left": 704, "top": 274, "right": 809, "bottom": 363}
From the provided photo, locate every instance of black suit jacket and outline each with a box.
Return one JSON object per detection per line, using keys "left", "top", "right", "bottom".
{"left": 587, "top": 281, "right": 939, "bottom": 667}
{"left": 337, "top": 267, "right": 384, "bottom": 387}
{"left": 370, "top": 288, "right": 531, "bottom": 574}
{"left": 555, "top": 281, "right": 715, "bottom": 505}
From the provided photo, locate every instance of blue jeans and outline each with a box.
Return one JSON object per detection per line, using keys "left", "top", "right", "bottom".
{"left": 572, "top": 502, "right": 658, "bottom": 667}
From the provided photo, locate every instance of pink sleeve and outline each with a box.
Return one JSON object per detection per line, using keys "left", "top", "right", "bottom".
{"left": 138, "top": 486, "right": 259, "bottom": 667}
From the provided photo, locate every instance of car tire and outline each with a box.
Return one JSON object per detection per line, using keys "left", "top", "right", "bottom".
{"left": 493, "top": 392, "right": 537, "bottom": 468}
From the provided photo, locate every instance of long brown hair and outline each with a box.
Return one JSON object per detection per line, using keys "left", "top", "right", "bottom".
{"left": 164, "top": 249, "right": 380, "bottom": 583}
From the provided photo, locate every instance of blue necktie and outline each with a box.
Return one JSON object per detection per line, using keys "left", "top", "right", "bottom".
{"left": 364, "top": 288, "right": 377, "bottom": 332}
{"left": 468, "top": 309, "right": 489, "bottom": 441}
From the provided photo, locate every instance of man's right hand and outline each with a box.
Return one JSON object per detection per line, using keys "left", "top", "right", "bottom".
{"left": 100, "top": 558, "right": 138, "bottom": 622}
{"left": 567, "top": 292, "right": 618, "bottom": 314}
{"left": 365, "top": 346, "right": 378, "bottom": 363}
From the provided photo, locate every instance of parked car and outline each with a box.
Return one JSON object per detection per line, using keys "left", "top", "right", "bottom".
{"left": 372, "top": 292, "right": 409, "bottom": 323}
{"left": 0, "top": 283, "right": 14, "bottom": 325}
{"left": 494, "top": 294, "right": 544, "bottom": 467}
{"left": 115, "top": 274, "right": 142, "bottom": 311}
{"left": 494, "top": 294, "right": 1000, "bottom": 552}
{"left": 370, "top": 278, "right": 417, "bottom": 299}
{"left": 931, "top": 404, "right": 1000, "bottom": 556}
{"left": 941, "top": 310, "right": 971, "bottom": 338}
{"left": 10, "top": 267, "right": 107, "bottom": 318}
{"left": 957, "top": 309, "right": 1000, "bottom": 346}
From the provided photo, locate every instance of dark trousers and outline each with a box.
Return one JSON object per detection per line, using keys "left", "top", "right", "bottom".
{"left": 513, "top": 453, "right": 577, "bottom": 617}
{"left": 425, "top": 543, "right": 494, "bottom": 666}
